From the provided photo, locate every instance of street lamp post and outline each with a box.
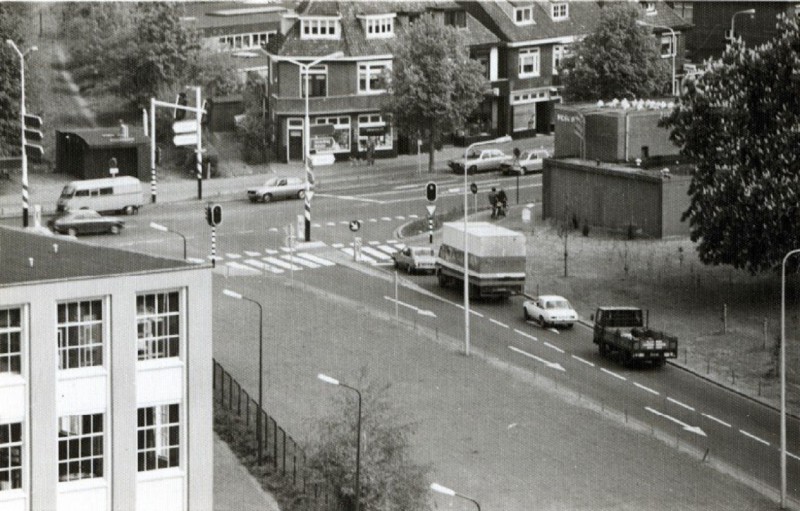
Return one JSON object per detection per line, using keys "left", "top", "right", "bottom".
{"left": 149, "top": 222, "right": 187, "bottom": 260}
{"left": 729, "top": 9, "right": 756, "bottom": 43}
{"left": 636, "top": 20, "right": 676, "bottom": 96}
{"left": 276, "top": 51, "right": 343, "bottom": 242}
{"left": 779, "top": 249, "right": 800, "bottom": 508}
{"left": 318, "top": 373, "right": 361, "bottom": 511}
{"left": 430, "top": 482, "right": 481, "bottom": 511}
{"left": 6, "top": 40, "right": 37, "bottom": 228}
{"left": 462, "top": 136, "right": 512, "bottom": 356}
{"left": 223, "top": 290, "right": 264, "bottom": 463}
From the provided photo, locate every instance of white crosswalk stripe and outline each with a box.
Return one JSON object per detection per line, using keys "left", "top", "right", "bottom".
{"left": 281, "top": 254, "right": 320, "bottom": 269}
{"left": 295, "top": 252, "right": 336, "bottom": 266}
{"left": 408, "top": 214, "right": 419, "bottom": 218}
{"left": 381, "top": 217, "right": 392, "bottom": 221}
{"left": 361, "top": 246, "right": 392, "bottom": 260}
{"left": 225, "top": 261, "right": 260, "bottom": 274}
{"left": 264, "top": 257, "right": 303, "bottom": 271}
{"left": 226, "top": 253, "right": 241, "bottom": 259}
{"left": 268, "top": 227, "right": 279, "bottom": 232}
{"left": 332, "top": 243, "right": 344, "bottom": 248}
{"left": 341, "top": 248, "right": 377, "bottom": 264}
{"left": 244, "top": 250, "right": 261, "bottom": 257}
{"left": 395, "top": 216, "right": 405, "bottom": 220}
{"left": 386, "top": 239, "right": 399, "bottom": 243}
{"left": 312, "top": 223, "right": 322, "bottom": 228}
{"left": 377, "top": 245, "right": 398, "bottom": 255}
{"left": 368, "top": 240, "right": 380, "bottom": 246}
{"left": 326, "top": 222, "right": 336, "bottom": 226}
{"left": 280, "top": 247, "right": 293, "bottom": 252}
{"left": 368, "top": 218, "right": 378, "bottom": 223}
{"left": 265, "top": 249, "right": 279, "bottom": 255}
{"left": 244, "top": 259, "right": 284, "bottom": 274}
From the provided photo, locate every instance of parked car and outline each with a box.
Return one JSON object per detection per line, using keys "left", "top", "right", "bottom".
{"left": 392, "top": 246, "right": 437, "bottom": 274}
{"left": 523, "top": 295, "right": 578, "bottom": 328}
{"left": 448, "top": 148, "right": 512, "bottom": 174}
{"left": 500, "top": 149, "right": 551, "bottom": 175}
{"left": 247, "top": 176, "right": 312, "bottom": 203}
{"left": 48, "top": 210, "right": 125, "bottom": 236}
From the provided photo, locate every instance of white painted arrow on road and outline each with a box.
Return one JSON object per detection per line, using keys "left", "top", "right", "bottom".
{"left": 508, "top": 346, "right": 565, "bottom": 372}
{"left": 645, "top": 406, "right": 707, "bottom": 437}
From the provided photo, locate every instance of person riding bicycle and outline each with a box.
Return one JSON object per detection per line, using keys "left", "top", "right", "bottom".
{"left": 488, "top": 187, "right": 499, "bottom": 219}
{"left": 496, "top": 188, "right": 508, "bottom": 218}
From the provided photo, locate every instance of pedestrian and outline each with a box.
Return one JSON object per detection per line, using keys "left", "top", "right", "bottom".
{"left": 488, "top": 187, "right": 498, "bottom": 219}
{"left": 496, "top": 188, "right": 508, "bottom": 218}
{"left": 366, "top": 137, "right": 376, "bottom": 166}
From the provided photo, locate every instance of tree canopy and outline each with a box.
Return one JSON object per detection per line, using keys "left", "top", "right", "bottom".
{"left": 559, "top": 3, "right": 670, "bottom": 101}
{"left": 305, "top": 371, "right": 430, "bottom": 511}
{"left": 385, "top": 13, "right": 487, "bottom": 172}
{"left": 661, "top": 14, "right": 800, "bottom": 274}
{"left": 0, "top": 4, "right": 28, "bottom": 156}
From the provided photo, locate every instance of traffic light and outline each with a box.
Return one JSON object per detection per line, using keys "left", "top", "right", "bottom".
{"left": 205, "top": 203, "right": 222, "bottom": 227}
{"left": 427, "top": 216, "right": 434, "bottom": 230}
{"left": 24, "top": 114, "right": 44, "bottom": 162}
{"left": 174, "top": 92, "right": 188, "bottom": 121}
{"left": 425, "top": 182, "right": 437, "bottom": 202}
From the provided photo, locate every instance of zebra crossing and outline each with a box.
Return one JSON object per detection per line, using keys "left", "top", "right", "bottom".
{"left": 214, "top": 239, "right": 407, "bottom": 276}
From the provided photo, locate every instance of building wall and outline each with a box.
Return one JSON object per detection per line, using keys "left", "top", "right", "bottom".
{"left": 542, "top": 159, "right": 690, "bottom": 238}
{"left": 0, "top": 266, "right": 212, "bottom": 511}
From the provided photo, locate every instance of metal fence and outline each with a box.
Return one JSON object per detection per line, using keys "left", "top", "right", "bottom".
{"left": 212, "top": 359, "right": 344, "bottom": 511}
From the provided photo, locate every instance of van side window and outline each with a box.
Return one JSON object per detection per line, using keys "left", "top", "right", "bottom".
{"left": 99, "top": 187, "right": 113, "bottom": 195}
{"left": 75, "top": 190, "right": 90, "bottom": 197}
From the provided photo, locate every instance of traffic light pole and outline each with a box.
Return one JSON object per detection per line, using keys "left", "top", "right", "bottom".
{"left": 190, "top": 86, "right": 203, "bottom": 201}
{"left": 150, "top": 99, "right": 157, "bottom": 203}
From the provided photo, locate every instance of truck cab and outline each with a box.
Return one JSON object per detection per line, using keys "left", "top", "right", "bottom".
{"left": 593, "top": 307, "right": 677, "bottom": 367}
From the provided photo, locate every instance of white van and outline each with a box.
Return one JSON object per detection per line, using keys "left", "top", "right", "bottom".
{"left": 56, "top": 176, "right": 144, "bottom": 215}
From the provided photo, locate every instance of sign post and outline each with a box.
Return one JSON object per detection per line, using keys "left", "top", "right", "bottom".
{"left": 426, "top": 205, "right": 437, "bottom": 244}
{"left": 470, "top": 182, "right": 478, "bottom": 214}
{"left": 349, "top": 220, "right": 362, "bottom": 262}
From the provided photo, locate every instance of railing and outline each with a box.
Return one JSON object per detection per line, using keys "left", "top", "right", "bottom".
{"left": 213, "top": 359, "right": 344, "bottom": 511}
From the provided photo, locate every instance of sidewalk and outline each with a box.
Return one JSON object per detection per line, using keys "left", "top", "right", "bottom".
{"left": 214, "top": 433, "right": 281, "bottom": 511}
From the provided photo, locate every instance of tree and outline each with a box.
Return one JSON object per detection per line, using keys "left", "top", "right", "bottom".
{"left": 189, "top": 40, "right": 243, "bottom": 98}
{"left": 660, "top": 14, "right": 800, "bottom": 274}
{"left": 385, "top": 13, "right": 487, "bottom": 172}
{"left": 559, "top": 3, "right": 669, "bottom": 101}
{"left": 0, "top": 4, "right": 27, "bottom": 156}
{"left": 238, "top": 73, "right": 270, "bottom": 164}
{"left": 305, "top": 370, "right": 431, "bottom": 511}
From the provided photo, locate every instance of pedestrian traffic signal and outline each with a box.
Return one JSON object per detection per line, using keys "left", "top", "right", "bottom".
{"left": 470, "top": 182, "right": 478, "bottom": 195}
{"left": 205, "top": 203, "right": 222, "bottom": 227}
{"left": 426, "top": 182, "right": 437, "bottom": 202}
{"left": 24, "top": 114, "right": 44, "bottom": 162}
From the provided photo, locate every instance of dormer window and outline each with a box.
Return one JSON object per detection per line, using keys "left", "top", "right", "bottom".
{"left": 363, "top": 14, "right": 395, "bottom": 39}
{"left": 551, "top": 2, "right": 568, "bottom": 21}
{"left": 643, "top": 2, "right": 657, "bottom": 15}
{"left": 514, "top": 6, "right": 534, "bottom": 25}
{"left": 300, "top": 17, "right": 340, "bottom": 40}
{"left": 444, "top": 10, "right": 467, "bottom": 28}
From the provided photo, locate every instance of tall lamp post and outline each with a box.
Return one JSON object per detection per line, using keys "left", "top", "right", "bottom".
{"left": 276, "top": 51, "right": 343, "bottom": 242}
{"left": 223, "top": 289, "right": 264, "bottom": 463}
{"left": 317, "top": 373, "right": 361, "bottom": 511}
{"left": 729, "top": 9, "right": 756, "bottom": 43}
{"left": 462, "top": 136, "right": 511, "bottom": 356}
{"left": 779, "top": 248, "right": 800, "bottom": 509}
{"left": 430, "top": 482, "right": 481, "bottom": 511}
{"left": 149, "top": 222, "right": 187, "bottom": 260}
{"left": 6, "top": 39, "right": 37, "bottom": 227}
{"left": 636, "top": 20, "right": 676, "bottom": 97}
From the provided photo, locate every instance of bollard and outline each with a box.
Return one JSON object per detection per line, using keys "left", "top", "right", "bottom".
{"left": 731, "top": 369, "right": 736, "bottom": 385}
{"left": 702, "top": 448, "right": 710, "bottom": 463}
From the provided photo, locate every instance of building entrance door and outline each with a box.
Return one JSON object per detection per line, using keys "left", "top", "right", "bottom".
{"left": 288, "top": 129, "right": 303, "bottom": 161}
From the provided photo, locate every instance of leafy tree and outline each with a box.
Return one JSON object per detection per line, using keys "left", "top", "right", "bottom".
{"left": 305, "top": 370, "right": 431, "bottom": 511}
{"left": 559, "top": 3, "right": 670, "bottom": 101}
{"left": 385, "top": 13, "right": 487, "bottom": 172}
{"left": 238, "top": 73, "right": 270, "bottom": 164}
{"left": 0, "top": 3, "right": 27, "bottom": 156}
{"left": 661, "top": 14, "right": 800, "bottom": 274}
{"left": 189, "top": 40, "right": 243, "bottom": 98}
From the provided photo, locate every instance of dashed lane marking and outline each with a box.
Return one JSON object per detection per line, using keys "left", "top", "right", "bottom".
{"left": 739, "top": 429, "right": 770, "bottom": 446}
{"left": 571, "top": 355, "right": 594, "bottom": 367}
{"left": 369, "top": 218, "right": 378, "bottom": 223}
{"left": 408, "top": 214, "right": 419, "bottom": 219}
{"left": 489, "top": 318, "right": 509, "bottom": 328}
{"left": 513, "top": 329, "right": 538, "bottom": 342}
{"left": 326, "top": 222, "right": 336, "bottom": 226}
{"left": 268, "top": 227, "right": 279, "bottom": 232}
{"left": 543, "top": 341, "right": 564, "bottom": 353}
{"left": 667, "top": 397, "right": 696, "bottom": 412}
{"left": 381, "top": 217, "right": 392, "bottom": 221}
{"left": 395, "top": 216, "right": 406, "bottom": 220}
{"left": 701, "top": 413, "right": 731, "bottom": 428}
{"left": 633, "top": 382, "right": 660, "bottom": 396}
{"left": 600, "top": 368, "right": 627, "bottom": 381}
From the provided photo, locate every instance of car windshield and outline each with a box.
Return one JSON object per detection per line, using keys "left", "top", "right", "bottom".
{"left": 60, "top": 186, "right": 74, "bottom": 198}
{"left": 467, "top": 150, "right": 480, "bottom": 159}
{"left": 547, "top": 300, "right": 571, "bottom": 309}
{"left": 264, "top": 177, "right": 279, "bottom": 186}
{"left": 518, "top": 151, "right": 530, "bottom": 160}
{"left": 413, "top": 248, "right": 435, "bottom": 257}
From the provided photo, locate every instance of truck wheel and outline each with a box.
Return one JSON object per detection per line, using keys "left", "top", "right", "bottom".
{"left": 123, "top": 205, "right": 136, "bottom": 216}
{"left": 620, "top": 351, "right": 633, "bottom": 367}
{"left": 523, "top": 308, "right": 530, "bottom": 321}
{"left": 67, "top": 228, "right": 77, "bottom": 237}
{"left": 438, "top": 273, "right": 448, "bottom": 287}
{"left": 539, "top": 315, "right": 547, "bottom": 328}
{"left": 653, "top": 358, "right": 666, "bottom": 368}
{"left": 468, "top": 165, "right": 477, "bottom": 174}
{"left": 110, "top": 225, "right": 120, "bottom": 235}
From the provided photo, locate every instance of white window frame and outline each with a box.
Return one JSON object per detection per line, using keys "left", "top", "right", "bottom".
{"left": 0, "top": 307, "right": 22, "bottom": 376}
{"left": 518, "top": 48, "right": 541, "bottom": 78}
{"left": 136, "top": 291, "right": 182, "bottom": 362}
{"left": 218, "top": 31, "right": 276, "bottom": 51}
{"left": 551, "top": 2, "right": 568, "bottom": 21}
{"left": 514, "top": 6, "right": 534, "bottom": 25}
{"left": 57, "top": 299, "right": 105, "bottom": 371}
{"left": 364, "top": 15, "right": 395, "bottom": 39}
{"left": 137, "top": 404, "right": 180, "bottom": 472}
{"left": 58, "top": 413, "right": 104, "bottom": 482}
{"left": 552, "top": 44, "right": 570, "bottom": 75}
{"left": 643, "top": 2, "right": 657, "bottom": 15}
{"left": 0, "top": 422, "right": 22, "bottom": 491}
{"left": 300, "top": 65, "right": 329, "bottom": 98}
{"left": 358, "top": 61, "right": 391, "bottom": 94}
{"left": 357, "top": 114, "right": 392, "bottom": 151}
{"left": 660, "top": 35, "right": 675, "bottom": 58}
{"left": 313, "top": 116, "right": 351, "bottom": 154}
{"left": 300, "top": 17, "right": 340, "bottom": 40}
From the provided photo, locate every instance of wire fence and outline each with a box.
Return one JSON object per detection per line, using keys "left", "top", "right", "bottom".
{"left": 213, "top": 359, "right": 345, "bottom": 511}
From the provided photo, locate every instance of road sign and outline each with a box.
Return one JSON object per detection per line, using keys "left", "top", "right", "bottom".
{"left": 173, "top": 133, "right": 198, "bottom": 147}
{"left": 349, "top": 220, "right": 361, "bottom": 232}
{"left": 310, "top": 153, "right": 335, "bottom": 167}
{"left": 470, "top": 182, "right": 478, "bottom": 194}
{"left": 305, "top": 190, "right": 315, "bottom": 201}
{"left": 172, "top": 119, "right": 199, "bottom": 134}
{"left": 425, "top": 205, "right": 436, "bottom": 217}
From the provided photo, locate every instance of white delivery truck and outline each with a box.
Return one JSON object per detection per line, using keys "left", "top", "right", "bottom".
{"left": 436, "top": 222, "right": 526, "bottom": 299}
{"left": 56, "top": 176, "right": 144, "bottom": 215}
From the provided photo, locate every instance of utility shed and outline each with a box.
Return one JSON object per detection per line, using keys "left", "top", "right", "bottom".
{"left": 55, "top": 125, "right": 149, "bottom": 180}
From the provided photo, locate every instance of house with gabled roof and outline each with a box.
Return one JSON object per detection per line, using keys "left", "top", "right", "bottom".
{"left": 266, "top": 0, "right": 501, "bottom": 162}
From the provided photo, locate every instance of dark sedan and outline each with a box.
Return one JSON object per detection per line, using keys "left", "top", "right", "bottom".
{"left": 49, "top": 210, "right": 125, "bottom": 236}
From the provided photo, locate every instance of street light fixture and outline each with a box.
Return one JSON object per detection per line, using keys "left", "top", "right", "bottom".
{"left": 779, "top": 248, "right": 800, "bottom": 509}
{"left": 430, "top": 482, "right": 481, "bottom": 511}
{"left": 729, "top": 9, "right": 756, "bottom": 43}
{"left": 636, "top": 20, "right": 676, "bottom": 97}
{"left": 150, "top": 222, "right": 187, "bottom": 260}
{"left": 317, "top": 373, "right": 362, "bottom": 511}
{"left": 6, "top": 39, "right": 38, "bottom": 228}
{"left": 276, "top": 51, "right": 344, "bottom": 242}
{"left": 223, "top": 289, "right": 265, "bottom": 463}
{"left": 462, "top": 135, "right": 512, "bottom": 356}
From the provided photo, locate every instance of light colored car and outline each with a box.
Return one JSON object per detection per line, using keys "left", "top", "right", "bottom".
{"left": 247, "top": 176, "right": 313, "bottom": 203}
{"left": 48, "top": 210, "right": 125, "bottom": 236}
{"left": 392, "top": 246, "right": 437, "bottom": 274}
{"left": 523, "top": 295, "right": 578, "bottom": 328}
{"left": 501, "top": 149, "right": 551, "bottom": 175}
{"left": 448, "top": 148, "right": 512, "bottom": 174}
